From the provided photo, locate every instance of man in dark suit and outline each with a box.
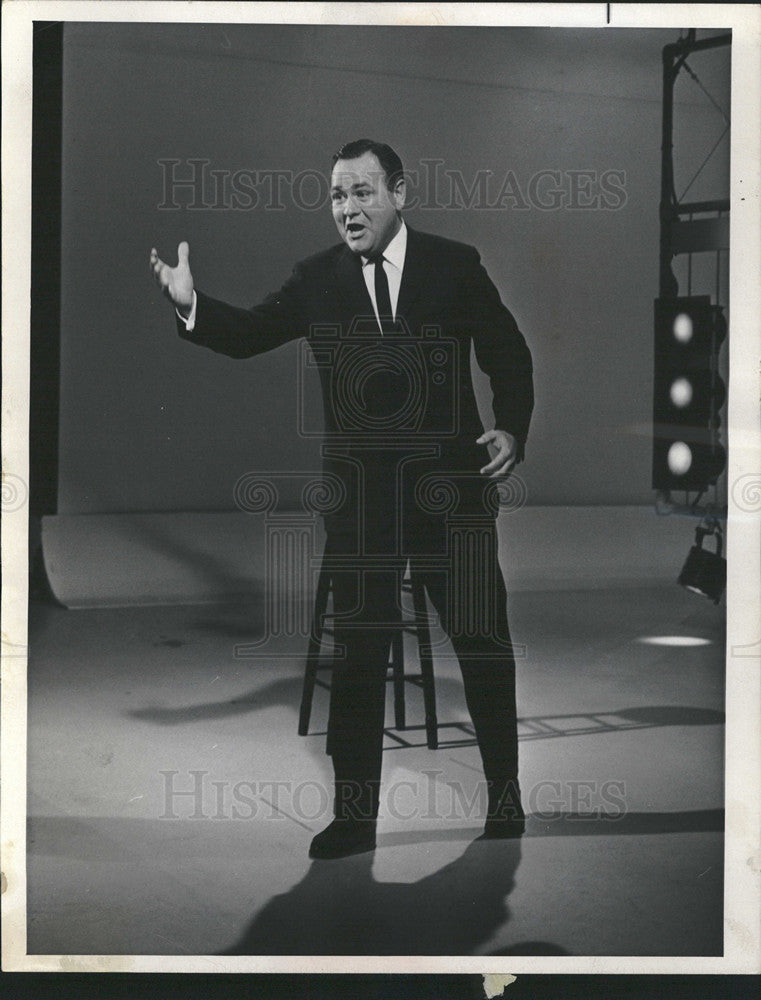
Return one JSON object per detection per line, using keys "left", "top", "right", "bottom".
{"left": 150, "top": 139, "right": 534, "bottom": 859}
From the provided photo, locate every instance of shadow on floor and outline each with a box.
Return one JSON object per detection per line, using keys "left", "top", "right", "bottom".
{"left": 25, "top": 808, "right": 722, "bottom": 955}
{"left": 128, "top": 675, "right": 306, "bottom": 725}
{"left": 129, "top": 673, "right": 725, "bottom": 740}
{"left": 375, "top": 808, "right": 724, "bottom": 846}
{"left": 220, "top": 836, "right": 524, "bottom": 955}
{"left": 25, "top": 806, "right": 726, "bottom": 866}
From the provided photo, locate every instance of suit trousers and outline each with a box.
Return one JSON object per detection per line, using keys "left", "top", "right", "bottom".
{"left": 324, "top": 510, "right": 520, "bottom": 822}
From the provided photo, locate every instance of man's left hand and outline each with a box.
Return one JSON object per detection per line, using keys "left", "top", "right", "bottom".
{"left": 477, "top": 429, "right": 517, "bottom": 477}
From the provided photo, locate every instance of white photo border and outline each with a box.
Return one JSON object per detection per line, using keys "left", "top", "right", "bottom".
{"left": 2, "top": 0, "right": 759, "bottom": 976}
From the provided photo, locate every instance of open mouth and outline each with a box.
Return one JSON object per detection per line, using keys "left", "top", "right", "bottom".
{"left": 346, "top": 223, "right": 366, "bottom": 237}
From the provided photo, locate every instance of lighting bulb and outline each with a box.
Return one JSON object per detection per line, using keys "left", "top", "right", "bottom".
{"left": 673, "top": 313, "right": 693, "bottom": 343}
{"left": 668, "top": 441, "right": 692, "bottom": 475}
{"left": 670, "top": 377, "right": 693, "bottom": 408}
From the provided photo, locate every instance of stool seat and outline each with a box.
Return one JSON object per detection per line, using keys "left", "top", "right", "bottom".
{"left": 298, "top": 552, "right": 439, "bottom": 749}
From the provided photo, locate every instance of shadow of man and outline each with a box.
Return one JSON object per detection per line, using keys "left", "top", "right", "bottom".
{"left": 220, "top": 836, "right": 522, "bottom": 955}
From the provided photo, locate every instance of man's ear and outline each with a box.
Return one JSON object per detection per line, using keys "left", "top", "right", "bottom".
{"left": 392, "top": 177, "right": 406, "bottom": 211}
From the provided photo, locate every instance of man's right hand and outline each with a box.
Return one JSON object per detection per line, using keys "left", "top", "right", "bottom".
{"left": 150, "top": 241, "right": 194, "bottom": 316}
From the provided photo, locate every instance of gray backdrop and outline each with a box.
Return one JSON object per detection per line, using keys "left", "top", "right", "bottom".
{"left": 58, "top": 24, "right": 730, "bottom": 514}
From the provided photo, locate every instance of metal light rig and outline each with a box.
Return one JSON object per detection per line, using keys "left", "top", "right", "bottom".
{"left": 653, "top": 29, "right": 731, "bottom": 521}
{"left": 653, "top": 29, "right": 731, "bottom": 601}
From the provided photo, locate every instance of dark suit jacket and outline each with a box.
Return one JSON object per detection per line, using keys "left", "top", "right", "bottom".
{"left": 178, "top": 226, "right": 534, "bottom": 535}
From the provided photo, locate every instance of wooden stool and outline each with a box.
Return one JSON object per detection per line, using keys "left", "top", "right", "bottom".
{"left": 298, "top": 553, "right": 439, "bottom": 749}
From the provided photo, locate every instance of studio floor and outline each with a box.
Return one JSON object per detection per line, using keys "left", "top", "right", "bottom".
{"left": 26, "top": 582, "right": 725, "bottom": 958}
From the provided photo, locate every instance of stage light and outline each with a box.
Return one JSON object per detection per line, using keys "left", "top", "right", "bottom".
{"left": 677, "top": 521, "right": 726, "bottom": 604}
{"left": 673, "top": 312, "right": 693, "bottom": 343}
{"left": 667, "top": 441, "right": 692, "bottom": 475}
{"left": 652, "top": 296, "right": 726, "bottom": 491}
{"left": 669, "top": 377, "right": 693, "bottom": 408}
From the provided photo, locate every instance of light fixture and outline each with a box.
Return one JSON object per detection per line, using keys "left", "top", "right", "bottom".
{"left": 669, "top": 377, "right": 693, "bottom": 408}
{"left": 672, "top": 312, "right": 693, "bottom": 343}
{"left": 678, "top": 519, "right": 726, "bottom": 603}
{"left": 667, "top": 440, "right": 692, "bottom": 475}
{"left": 652, "top": 296, "right": 727, "bottom": 491}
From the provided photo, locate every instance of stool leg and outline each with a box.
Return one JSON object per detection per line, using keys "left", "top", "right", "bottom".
{"left": 298, "top": 563, "right": 331, "bottom": 736}
{"left": 392, "top": 628, "right": 406, "bottom": 730}
{"left": 410, "top": 573, "right": 438, "bottom": 749}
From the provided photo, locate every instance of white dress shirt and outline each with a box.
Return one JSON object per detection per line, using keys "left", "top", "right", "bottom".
{"left": 178, "top": 290, "right": 198, "bottom": 331}
{"left": 178, "top": 220, "right": 408, "bottom": 334}
{"left": 361, "top": 221, "right": 407, "bottom": 332}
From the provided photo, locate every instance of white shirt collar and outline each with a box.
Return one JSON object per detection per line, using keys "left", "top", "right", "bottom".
{"left": 362, "top": 220, "right": 407, "bottom": 270}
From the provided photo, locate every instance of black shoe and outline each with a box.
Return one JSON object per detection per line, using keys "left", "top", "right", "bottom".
{"left": 309, "top": 819, "right": 377, "bottom": 860}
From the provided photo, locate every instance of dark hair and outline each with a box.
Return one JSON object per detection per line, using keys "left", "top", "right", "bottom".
{"left": 331, "top": 139, "right": 404, "bottom": 190}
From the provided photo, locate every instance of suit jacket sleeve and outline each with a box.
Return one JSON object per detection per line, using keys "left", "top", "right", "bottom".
{"left": 460, "top": 246, "right": 534, "bottom": 463}
{"left": 176, "top": 261, "right": 310, "bottom": 359}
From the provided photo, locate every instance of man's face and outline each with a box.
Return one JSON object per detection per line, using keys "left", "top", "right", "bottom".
{"left": 331, "top": 152, "right": 405, "bottom": 257}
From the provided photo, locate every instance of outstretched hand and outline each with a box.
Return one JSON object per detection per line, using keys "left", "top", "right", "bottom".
{"left": 150, "top": 241, "right": 194, "bottom": 315}
{"left": 477, "top": 429, "right": 517, "bottom": 477}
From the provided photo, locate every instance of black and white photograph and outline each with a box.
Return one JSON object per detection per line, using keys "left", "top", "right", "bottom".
{"left": 2, "top": 0, "right": 760, "bottom": 977}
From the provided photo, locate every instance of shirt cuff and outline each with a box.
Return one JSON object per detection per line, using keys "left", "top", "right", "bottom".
{"left": 176, "top": 290, "right": 197, "bottom": 331}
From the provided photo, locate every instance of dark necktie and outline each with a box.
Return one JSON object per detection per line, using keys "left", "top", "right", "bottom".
{"left": 372, "top": 255, "right": 395, "bottom": 335}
